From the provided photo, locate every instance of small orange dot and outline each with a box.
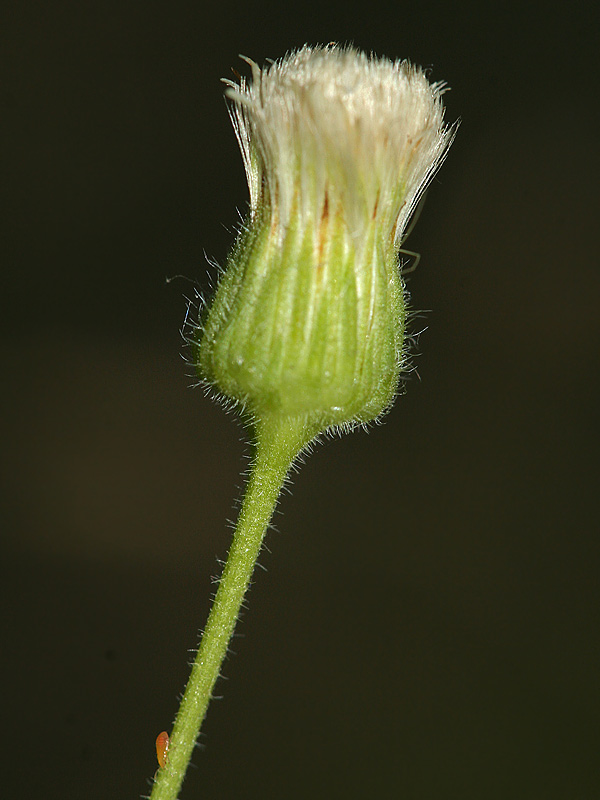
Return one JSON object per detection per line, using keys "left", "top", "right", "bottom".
{"left": 155, "top": 731, "right": 170, "bottom": 769}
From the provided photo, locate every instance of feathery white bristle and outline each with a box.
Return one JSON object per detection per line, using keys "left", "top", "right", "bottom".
{"left": 226, "top": 44, "right": 454, "bottom": 248}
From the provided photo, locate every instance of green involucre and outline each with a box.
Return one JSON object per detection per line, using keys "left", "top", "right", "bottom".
{"left": 196, "top": 207, "right": 406, "bottom": 434}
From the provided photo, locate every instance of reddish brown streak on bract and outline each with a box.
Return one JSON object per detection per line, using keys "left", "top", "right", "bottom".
{"left": 316, "top": 190, "right": 330, "bottom": 273}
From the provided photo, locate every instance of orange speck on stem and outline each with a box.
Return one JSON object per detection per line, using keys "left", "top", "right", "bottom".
{"left": 155, "top": 731, "right": 170, "bottom": 769}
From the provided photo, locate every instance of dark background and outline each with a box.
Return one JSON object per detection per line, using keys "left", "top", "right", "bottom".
{"left": 1, "top": 1, "right": 598, "bottom": 798}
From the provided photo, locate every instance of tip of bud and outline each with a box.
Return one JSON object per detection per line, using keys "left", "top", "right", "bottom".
{"left": 226, "top": 44, "right": 454, "bottom": 248}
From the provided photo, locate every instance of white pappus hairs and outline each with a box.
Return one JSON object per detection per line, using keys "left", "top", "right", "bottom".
{"left": 223, "top": 43, "right": 456, "bottom": 250}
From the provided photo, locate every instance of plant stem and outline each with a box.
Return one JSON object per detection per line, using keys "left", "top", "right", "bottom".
{"left": 149, "top": 413, "right": 312, "bottom": 800}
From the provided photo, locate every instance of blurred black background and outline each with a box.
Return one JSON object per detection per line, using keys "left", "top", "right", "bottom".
{"left": 1, "top": 1, "right": 598, "bottom": 798}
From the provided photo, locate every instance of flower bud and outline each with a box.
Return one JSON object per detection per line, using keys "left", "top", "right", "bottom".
{"left": 196, "top": 45, "right": 453, "bottom": 434}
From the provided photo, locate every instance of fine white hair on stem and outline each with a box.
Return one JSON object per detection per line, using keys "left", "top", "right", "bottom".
{"left": 224, "top": 43, "right": 456, "bottom": 249}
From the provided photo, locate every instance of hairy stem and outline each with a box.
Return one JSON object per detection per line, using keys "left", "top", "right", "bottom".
{"left": 149, "top": 413, "right": 313, "bottom": 800}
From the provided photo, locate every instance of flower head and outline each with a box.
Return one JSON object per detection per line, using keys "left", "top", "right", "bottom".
{"left": 197, "top": 45, "right": 455, "bottom": 438}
